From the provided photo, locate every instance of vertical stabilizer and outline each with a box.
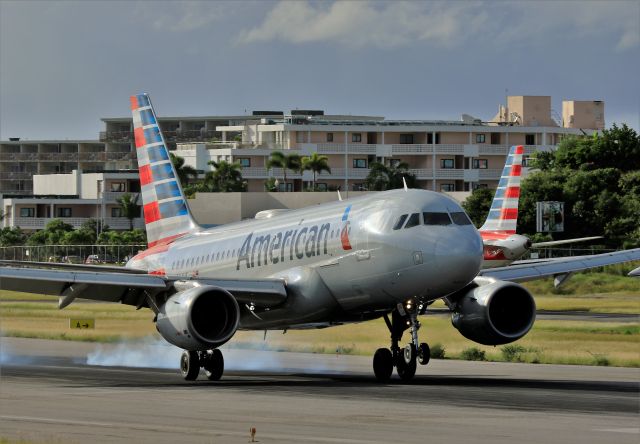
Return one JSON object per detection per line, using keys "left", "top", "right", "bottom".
{"left": 130, "top": 93, "right": 200, "bottom": 247}
{"left": 479, "top": 145, "right": 523, "bottom": 234}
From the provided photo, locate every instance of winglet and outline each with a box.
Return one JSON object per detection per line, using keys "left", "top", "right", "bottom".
{"left": 479, "top": 145, "right": 523, "bottom": 234}
{"left": 130, "top": 93, "right": 201, "bottom": 247}
{"left": 402, "top": 177, "right": 408, "bottom": 191}
{"left": 337, "top": 190, "right": 343, "bottom": 201}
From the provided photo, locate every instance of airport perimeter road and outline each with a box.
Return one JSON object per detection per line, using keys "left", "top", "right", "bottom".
{"left": 1, "top": 338, "right": 638, "bottom": 444}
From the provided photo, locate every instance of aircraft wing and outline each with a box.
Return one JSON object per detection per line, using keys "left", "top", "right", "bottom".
{"left": 479, "top": 248, "right": 640, "bottom": 283}
{"left": 0, "top": 265, "right": 287, "bottom": 309}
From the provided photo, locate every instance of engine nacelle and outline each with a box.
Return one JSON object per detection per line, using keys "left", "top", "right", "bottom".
{"left": 451, "top": 278, "right": 536, "bottom": 346}
{"left": 156, "top": 286, "right": 240, "bottom": 351}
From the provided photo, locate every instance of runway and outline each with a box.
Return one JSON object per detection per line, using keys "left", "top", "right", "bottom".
{"left": 1, "top": 338, "right": 638, "bottom": 444}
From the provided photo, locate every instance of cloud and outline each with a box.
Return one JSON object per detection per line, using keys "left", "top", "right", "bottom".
{"left": 132, "top": 1, "right": 228, "bottom": 32}
{"left": 238, "top": 1, "right": 487, "bottom": 49}
{"left": 238, "top": 0, "right": 639, "bottom": 52}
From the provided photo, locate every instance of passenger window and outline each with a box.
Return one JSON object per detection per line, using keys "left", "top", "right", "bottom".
{"left": 404, "top": 213, "right": 420, "bottom": 228}
{"left": 451, "top": 212, "right": 473, "bottom": 225}
{"left": 423, "top": 212, "right": 451, "bottom": 226}
{"left": 393, "top": 214, "right": 408, "bottom": 230}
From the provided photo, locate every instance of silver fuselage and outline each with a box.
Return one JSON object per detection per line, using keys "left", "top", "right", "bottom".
{"left": 128, "top": 189, "right": 483, "bottom": 329}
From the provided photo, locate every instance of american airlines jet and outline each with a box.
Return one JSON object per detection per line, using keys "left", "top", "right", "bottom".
{"left": 1, "top": 94, "right": 638, "bottom": 382}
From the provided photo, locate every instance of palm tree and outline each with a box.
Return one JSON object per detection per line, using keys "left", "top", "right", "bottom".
{"left": 205, "top": 160, "right": 246, "bottom": 192}
{"left": 116, "top": 192, "right": 140, "bottom": 230}
{"left": 301, "top": 153, "right": 331, "bottom": 191}
{"left": 170, "top": 153, "right": 198, "bottom": 187}
{"left": 266, "top": 151, "right": 302, "bottom": 191}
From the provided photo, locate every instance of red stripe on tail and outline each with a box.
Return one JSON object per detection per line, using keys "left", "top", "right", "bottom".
{"left": 499, "top": 208, "right": 518, "bottom": 220}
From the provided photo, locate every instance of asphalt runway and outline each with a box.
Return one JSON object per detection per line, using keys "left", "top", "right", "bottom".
{"left": 1, "top": 338, "right": 638, "bottom": 444}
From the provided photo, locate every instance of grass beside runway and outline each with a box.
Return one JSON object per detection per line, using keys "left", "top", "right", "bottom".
{"left": 1, "top": 270, "right": 638, "bottom": 366}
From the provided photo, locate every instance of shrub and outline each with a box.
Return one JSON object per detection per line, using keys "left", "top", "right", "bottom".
{"left": 502, "top": 344, "right": 528, "bottom": 362}
{"left": 430, "top": 343, "right": 446, "bottom": 359}
{"left": 461, "top": 347, "right": 486, "bottom": 361}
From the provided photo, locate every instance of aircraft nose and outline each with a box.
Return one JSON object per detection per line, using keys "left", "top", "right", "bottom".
{"left": 434, "top": 228, "right": 483, "bottom": 285}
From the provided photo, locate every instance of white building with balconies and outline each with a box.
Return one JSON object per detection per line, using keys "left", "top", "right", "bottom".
{"left": 1, "top": 170, "right": 143, "bottom": 231}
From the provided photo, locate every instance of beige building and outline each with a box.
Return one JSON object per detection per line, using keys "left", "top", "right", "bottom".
{"left": 2, "top": 170, "right": 143, "bottom": 231}
{"left": 1, "top": 95, "right": 604, "bottom": 198}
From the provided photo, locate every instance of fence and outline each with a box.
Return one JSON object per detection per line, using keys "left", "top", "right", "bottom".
{"left": 0, "top": 244, "right": 147, "bottom": 264}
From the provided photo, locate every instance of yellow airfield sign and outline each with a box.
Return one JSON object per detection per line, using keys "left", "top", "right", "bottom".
{"left": 69, "top": 318, "right": 95, "bottom": 329}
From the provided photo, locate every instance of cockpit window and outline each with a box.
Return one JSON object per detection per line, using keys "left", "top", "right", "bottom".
{"left": 393, "top": 214, "right": 408, "bottom": 230}
{"left": 451, "top": 211, "right": 473, "bottom": 225}
{"left": 404, "top": 213, "right": 421, "bottom": 228}
{"left": 423, "top": 212, "right": 451, "bottom": 226}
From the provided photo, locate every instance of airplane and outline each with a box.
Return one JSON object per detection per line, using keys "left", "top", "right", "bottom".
{"left": 479, "top": 145, "right": 605, "bottom": 270}
{"left": 1, "top": 94, "right": 639, "bottom": 383}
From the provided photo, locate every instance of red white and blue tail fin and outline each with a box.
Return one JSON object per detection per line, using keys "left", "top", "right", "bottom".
{"left": 130, "top": 93, "right": 200, "bottom": 247}
{"left": 479, "top": 145, "right": 524, "bottom": 235}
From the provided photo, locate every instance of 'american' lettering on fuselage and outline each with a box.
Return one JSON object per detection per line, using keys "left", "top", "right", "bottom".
{"left": 236, "top": 223, "right": 332, "bottom": 270}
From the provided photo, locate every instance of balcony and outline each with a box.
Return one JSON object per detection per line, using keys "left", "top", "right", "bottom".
{"left": 12, "top": 217, "right": 144, "bottom": 230}
{"left": 102, "top": 192, "right": 140, "bottom": 202}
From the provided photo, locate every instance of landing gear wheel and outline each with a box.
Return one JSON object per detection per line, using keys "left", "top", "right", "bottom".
{"left": 180, "top": 350, "right": 200, "bottom": 381}
{"left": 418, "top": 342, "right": 430, "bottom": 366}
{"left": 373, "top": 348, "right": 393, "bottom": 382}
{"left": 203, "top": 349, "right": 224, "bottom": 381}
{"left": 396, "top": 344, "right": 416, "bottom": 381}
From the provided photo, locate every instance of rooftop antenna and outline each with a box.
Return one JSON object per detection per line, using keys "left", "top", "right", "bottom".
{"left": 337, "top": 190, "right": 343, "bottom": 201}
{"left": 402, "top": 177, "right": 408, "bottom": 191}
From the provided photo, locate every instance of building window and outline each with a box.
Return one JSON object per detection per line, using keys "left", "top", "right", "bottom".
{"left": 353, "top": 159, "right": 367, "bottom": 168}
{"left": 472, "top": 159, "right": 488, "bottom": 169}
{"left": 472, "top": 183, "right": 488, "bottom": 190}
{"left": 427, "top": 133, "right": 441, "bottom": 144}
{"left": 327, "top": 133, "right": 334, "bottom": 142}
{"left": 352, "top": 133, "right": 362, "bottom": 143}
{"left": 475, "top": 134, "right": 486, "bottom": 143}
{"left": 57, "top": 208, "right": 72, "bottom": 217}
{"left": 441, "top": 159, "right": 454, "bottom": 169}
{"left": 523, "top": 155, "right": 532, "bottom": 167}
{"left": 20, "top": 208, "right": 35, "bottom": 217}
{"left": 440, "top": 184, "right": 455, "bottom": 192}
{"left": 295, "top": 132, "right": 305, "bottom": 143}
{"left": 110, "top": 182, "right": 125, "bottom": 192}
{"left": 399, "top": 134, "right": 414, "bottom": 144}
{"left": 389, "top": 159, "right": 401, "bottom": 168}
{"left": 237, "top": 158, "right": 250, "bottom": 167}
{"left": 278, "top": 182, "right": 293, "bottom": 192}
{"left": 111, "top": 208, "right": 123, "bottom": 217}
{"left": 525, "top": 134, "right": 535, "bottom": 145}
{"left": 490, "top": 133, "right": 500, "bottom": 145}
{"left": 315, "top": 183, "right": 327, "bottom": 191}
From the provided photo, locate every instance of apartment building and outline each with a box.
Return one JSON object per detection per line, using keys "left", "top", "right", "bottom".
{"left": 0, "top": 96, "right": 604, "bottom": 196}
{"left": 1, "top": 170, "right": 143, "bottom": 231}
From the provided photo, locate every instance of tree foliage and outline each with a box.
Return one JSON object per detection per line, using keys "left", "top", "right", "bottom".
{"left": 0, "top": 227, "right": 26, "bottom": 247}
{"left": 461, "top": 188, "right": 495, "bottom": 228}
{"left": 170, "top": 153, "right": 198, "bottom": 186}
{"left": 116, "top": 192, "right": 141, "bottom": 230}
{"left": 364, "top": 162, "right": 417, "bottom": 191}
{"left": 202, "top": 160, "right": 247, "bottom": 192}
{"left": 521, "top": 124, "right": 640, "bottom": 248}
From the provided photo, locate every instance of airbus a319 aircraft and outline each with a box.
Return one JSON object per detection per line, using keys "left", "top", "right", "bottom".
{"left": 2, "top": 94, "right": 638, "bottom": 382}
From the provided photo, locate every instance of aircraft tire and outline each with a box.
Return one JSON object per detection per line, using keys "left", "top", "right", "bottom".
{"left": 418, "top": 342, "right": 430, "bottom": 366}
{"left": 373, "top": 348, "right": 393, "bottom": 382}
{"left": 396, "top": 345, "right": 416, "bottom": 381}
{"left": 204, "top": 349, "right": 224, "bottom": 381}
{"left": 181, "top": 350, "right": 200, "bottom": 381}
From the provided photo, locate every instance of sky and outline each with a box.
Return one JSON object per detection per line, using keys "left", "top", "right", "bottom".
{"left": 1, "top": 0, "right": 638, "bottom": 140}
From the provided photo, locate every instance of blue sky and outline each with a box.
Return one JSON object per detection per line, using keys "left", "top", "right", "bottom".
{"left": 1, "top": 0, "right": 638, "bottom": 140}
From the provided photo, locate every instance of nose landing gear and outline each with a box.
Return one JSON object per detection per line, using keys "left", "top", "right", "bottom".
{"left": 373, "top": 301, "right": 431, "bottom": 382}
{"left": 180, "top": 349, "right": 225, "bottom": 381}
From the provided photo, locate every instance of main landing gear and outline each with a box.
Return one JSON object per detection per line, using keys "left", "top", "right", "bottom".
{"left": 180, "top": 349, "right": 224, "bottom": 381}
{"left": 373, "top": 300, "right": 431, "bottom": 382}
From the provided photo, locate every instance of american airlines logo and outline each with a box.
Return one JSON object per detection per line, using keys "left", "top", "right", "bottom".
{"left": 236, "top": 223, "right": 332, "bottom": 270}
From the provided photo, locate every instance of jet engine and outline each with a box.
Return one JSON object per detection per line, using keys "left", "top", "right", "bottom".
{"left": 156, "top": 286, "right": 240, "bottom": 351}
{"left": 450, "top": 278, "right": 536, "bottom": 346}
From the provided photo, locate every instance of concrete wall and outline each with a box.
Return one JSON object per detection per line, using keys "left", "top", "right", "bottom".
{"left": 187, "top": 191, "right": 469, "bottom": 225}
{"left": 33, "top": 170, "right": 79, "bottom": 196}
{"left": 562, "top": 100, "right": 605, "bottom": 130}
